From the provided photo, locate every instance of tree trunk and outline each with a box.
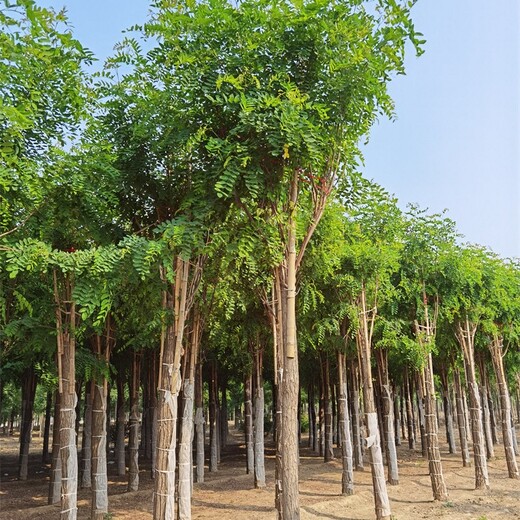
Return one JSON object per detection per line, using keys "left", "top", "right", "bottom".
{"left": 337, "top": 351, "right": 354, "bottom": 495}
{"left": 489, "top": 335, "right": 519, "bottom": 479}
{"left": 253, "top": 348, "right": 266, "bottom": 488}
{"left": 54, "top": 271, "right": 78, "bottom": 520}
{"left": 307, "top": 382, "right": 315, "bottom": 450}
{"left": 81, "top": 381, "right": 93, "bottom": 489}
{"left": 48, "top": 390, "right": 62, "bottom": 504}
{"left": 453, "top": 369, "right": 471, "bottom": 467}
{"left": 128, "top": 352, "right": 141, "bottom": 492}
{"left": 209, "top": 361, "right": 218, "bottom": 473}
{"left": 195, "top": 355, "right": 205, "bottom": 484}
{"left": 178, "top": 307, "right": 201, "bottom": 520}
{"left": 440, "top": 366, "right": 456, "bottom": 454}
{"left": 420, "top": 354, "right": 448, "bottom": 500}
{"left": 415, "top": 374, "right": 427, "bottom": 457}
{"left": 404, "top": 370, "right": 415, "bottom": 451}
{"left": 349, "top": 358, "right": 364, "bottom": 470}
{"left": 375, "top": 348, "right": 399, "bottom": 485}
{"left": 394, "top": 387, "right": 401, "bottom": 447}
{"left": 91, "top": 330, "right": 111, "bottom": 520}
{"left": 153, "top": 258, "right": 189, "bottom": 520}
{"left": 18, "top": 365, "right": 37, "bottom": 480}
{"left": 220, "top": 375, "right": 228, "bottom": 449}
{"left": 477, "top": 354, "right": 495, "bottom": 460}
{"left": 322, "top": 354, "right": 334, "bottom": 462}
{"left": 42, "top": 391, "right": 53, "bottom": 464}
{"left": 357, "top": 286, "right": 392, "bottom": 520}
{"left": 116, "top": 375, "right": 126, "bottom": 477}
{"left": 456, "top": 319, "right": 489, "bottom": 489}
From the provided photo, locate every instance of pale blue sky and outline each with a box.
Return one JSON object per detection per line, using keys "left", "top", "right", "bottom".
{"left": 38, "top": 0, "right": 520, "bottom": 259}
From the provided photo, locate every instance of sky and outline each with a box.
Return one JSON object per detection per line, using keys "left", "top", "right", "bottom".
{"left": 38, "top": 0, "right": 520, "bottom": 259}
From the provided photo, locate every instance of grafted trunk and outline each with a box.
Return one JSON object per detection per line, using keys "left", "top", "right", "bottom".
{"left": 42, "top": 391, "right": 53, "bottom": 464}
{"left": 153, "top": 258, "right": 189, "bottom": 520}
{"left": 80, "top": 381, "right": 93, "bottom": 489}
{"left": 48, "top": 390, "right": 62, "bottom": 505}
{"left": 489, "top": 335, "right": 518, "bottom": 479}
{"left": 116, "top": 375, "right": 126, "bottom": 477}
{"left": 456, "top": 319, "right": 489, "bottom": 489}
{"left": 18, "top": 365, "right": 37, "bottom": 480}
{"left": 375, "top": 348, "right": 398, "bottom": 485}
{"left": 453, "top": 369, "right": 471, "bottom": 467}
{"left": 253, "top": 348, "right": 266, "bottom": 488}
{"left": 54, "top": 271, "right": 78, "bottom": 520}
{"left": 357, "top": 286, "right": 391, "bottom": 520}
{"left": 128, "top": 352, "right": 141, "bottom": 492}
{"left": 440, "top": 366, "right": 456, "bottom": 454}
{"left": 337, "top": 351, "right": 354, "bottom": 495}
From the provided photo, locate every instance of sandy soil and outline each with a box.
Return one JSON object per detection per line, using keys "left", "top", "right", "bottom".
{"left": 1, "top": 426, "right": 519, "bottom": 520}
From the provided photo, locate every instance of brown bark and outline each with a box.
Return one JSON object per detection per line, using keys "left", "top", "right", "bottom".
{"left": 455, "top": 318, "right": 489, "bottom": 489}
{"left": 153, "top": 258, "right": 190, "bottom": 520}
{"left": 209, "top": 360, "right": 218, "bottom": 473}
{"left": 80, "top": 381, "right": 93, "bottom": 489}
{"left": 48, "top": 390, "right": 62, "bottom": 505}
{"left": 42, "top": 390, "right": 53, "bottom": 464}
{"left": 115, "top": 374, "right": 126, "bottom": 477}
{"left": 489, "top": 335, "right": 519, "bottom": 479}
{"left": 322, "top": 354, "right": 334, "bottom": 462}
{"left": 440, "top": 366, "right": 456, "bottom": 454}
{"left": 54, "top": 271, "right": 78, "bottom": 520}
{"left": 453, "top": 369, "right": 471, "bottom": 467}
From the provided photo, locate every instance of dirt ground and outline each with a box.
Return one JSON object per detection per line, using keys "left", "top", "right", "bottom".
{"left": 1, "top": 426, "right": 519, "bottom": 520}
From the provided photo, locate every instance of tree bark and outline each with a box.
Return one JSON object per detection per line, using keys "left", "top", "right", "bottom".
{"left": 337, "top": 351, "right": 354, "bottom": 495}
{"left": 194, "top": 354, "right": 205, "bottom": 483}
{"left": 440, "top": 366, "right": 456, "bottom": 454}
{"left": 54, "top": 271, "right": 78, "bottom": 520}
{"left": 375, "top": 348, "right": 399, "bottom": 485}
{"left": 128, "top": 352, "right": 141, "bottom": 492}
{"left": 322, "top": 354, "right": 334, "bottom": 462}
{"left": 18, "top": 365, "right": 37, "bottom": 480}
{"left": 48, "top": 390, "right": 62, "bottom": 504}
{"left": 253, "top": 348, "right": 266, "bottom": 488}
{"left": 357, "top": 286, "right": 392, "bottom": 520}
{"left": 153, "top": 258, "right": 189, "bottom": 520}
{"left": 349, "top": 358, "right": 364, "bottom": 470}
{"left": 209, "top": 360, "right": 218, "bottom": 473}
{"left": 81, "top": 381, "right": 93, "bottom": 489}
{"left": 489, "top": 335, "right": 518, "bottom": 479}
{"left": 456, "top": 319, "right": 489, "bottom": 489}
{"left": 42, "top": 390, "right": 53, "bottom": 464}
{"left": 116, "top": 374, "right": 126, "bottom": 477}
{"left": 453, "top": 369, "right": 471, "bottom": 467}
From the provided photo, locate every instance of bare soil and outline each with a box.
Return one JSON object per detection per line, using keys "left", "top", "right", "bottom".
{"left": 1, "top": 426, "right": 519, "bottom": 520}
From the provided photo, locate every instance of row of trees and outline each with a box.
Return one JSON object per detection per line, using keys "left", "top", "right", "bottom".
{"left": 1, "top": 1, "right": 518, "bottom": 520}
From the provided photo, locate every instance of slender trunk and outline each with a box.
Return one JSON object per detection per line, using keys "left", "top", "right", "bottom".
{"left": 209, "top": 361, "right": 218, "bottom": 473}
{"left": 318, "top": 375, "right": 324, "bottom": 457}
{"left": 489, "top": 335, "right": 519, "bottom": 479}
{"left": 116, "top": 375, "right": 126, "bottom": 477}
{"left": 253, "top": 348, "right": 266, "bottom": 488}
{"left": 153, "top": 258, "right": 189, "bottom": 520}
{"left": 220, "top": 376, "right": 228, "bottom": 449}
{"left": 357, "top": 286, "right": 391, "bottom": 520}
{"left": 394, "top": 387, "right": 401, "bottom": 447}
{"left": 150, "top": 351, "right": 158, "bottom": 478}
{"left": 81, "top": 381, "right": 93, "bottom": 489}
{"left": 349, "top": 358, "right": 364, "bottom": 470}
{"left": 440, "top": 366, "right": 456, "bottom": 454}
{"left": 54, "top": 271, "right": 78, "bottom": 520}
{"left": 337, "top": 351, "right": 354, "bottom": 495}
{"left": 128, "top": 352, "right": 141, "bottom": 492}
{"left": 404, "top": 370, "right": 415, "bottom": 450}
{"left": 477, "top": 354, "right": 495, "bottom": 459}
{"left": 18, "top": 366, "right": 37, "bottom": 480}
{"left": 195, "top": 355, "right": 204, "bottom": 483}
{"left": 375, "top": 348, "right": 399, "bottom": 485}
{"left": 453, "top": 369, "right": 471, "bottom": 467}
{"left": 456, "top": 319, "right": 489, "bottom": 489}
{"left": 42, "top": 391, "right": 53, "bottom": 464}
{"left": 322, "top": 354, "right": 334, "bottom": 462}
{"left": 49, "top": 390, "right": 62, "bottom": 505}
{"left": 415, "top": 374, "right": 427, "bottom": 457}
{"left": 307, "top": 382, "right": 315, "bottom": 450}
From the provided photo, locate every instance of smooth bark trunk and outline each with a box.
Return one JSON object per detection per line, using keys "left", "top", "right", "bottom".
{"left": 81, "top": 381, "right": 93, "bottom": 489}
{"left": 18, "top": 366, "right": 37, "bottom": 480}
{"left": 128, "top": 352, "right": 141, "bottom": 492}
{"left": 337, "top": 351, "right": 354, "bottom": 495}
{"left": 48, "top": 390, "right": 62, "bottom": 505}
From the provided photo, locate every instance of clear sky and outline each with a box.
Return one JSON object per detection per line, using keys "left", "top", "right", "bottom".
{"left": 38, "top": 0, "right": 520, "bottom": 259}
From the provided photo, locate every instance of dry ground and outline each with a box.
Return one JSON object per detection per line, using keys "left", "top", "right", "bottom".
{"left": 1, "top": 425, "right": 519, "bottom": 520}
